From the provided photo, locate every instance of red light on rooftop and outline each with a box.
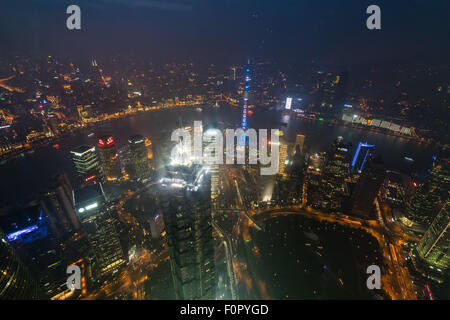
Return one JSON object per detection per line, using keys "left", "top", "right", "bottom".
{"left": 106, "top": 137, "right": 115, "bottom": 146}
{"left": 413, "top": 182, "right": 418, "bottom": 187}
{"left": 98, "top": 136, "right": 115, "bottom": 147}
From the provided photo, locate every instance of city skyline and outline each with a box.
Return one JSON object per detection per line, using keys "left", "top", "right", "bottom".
{"left": 0, "top": 0, "right": 449, "bottom": 304}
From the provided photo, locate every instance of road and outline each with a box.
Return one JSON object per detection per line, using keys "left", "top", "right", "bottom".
{"left": 247, "top": 205, "right": 417, "bottom": 300}
{"left": 219, "top": 164, "right": 417, "bottom": 299}
{"left": 212, "top": 220, "right": 238, "bottom": 299}
{"left": 0, "top": 75, "right": 25, "bottom": 93}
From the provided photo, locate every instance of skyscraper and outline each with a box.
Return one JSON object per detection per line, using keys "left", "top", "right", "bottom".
{"left": 91, "top": 58, "right": 104, "bottom": 86}
{"left": 70, "top": 145, "right": 102, "bottom": 184}
{"left": 128, "top": 134, "right": 149, "bottom": 180}
{"left": 351, "top": 142, "right": 375, "bottom": 172}
{"left": 293, "top": 134, "right": 305, "bottom": 156}
{"left": 230, "top": 67, "right": 236, "bottom": 81}
{"left": 97, "top": 136, "right": 121, "bottom": 180}
{"left": 277, "top": 137, "right": 288, "bottom": 176}
{"left": 73, "top": 183, "right": 125, "bottom": 277}
{"left": 312, "top": 138, "right": 352, "bottom": 212}
{"left": 350, "top": 157, "right": 386, "bottom": 218}
{"left": 240, "top": 60, "right": 251, "bottom": 131}
{"left": 287, "top": 143, "right": 305, "bottom": 204}
{"left": 41, "top": 191, "right": 72, "bottom": 236}
{"left": 416, "top": 201, "right": 449, "bottom": 273}
{"left": 159, "top": 167, "right": 216, "bottom": 300}
{"left": 273, "top": 147, "right": 305, "bottom": 206}
{"left": 0, "top": 228, "right": 40, "bottom": 299}
{"left": 407, "top": 155, "right": 450, "bottom": 227}
{"left": 203, "top": 127, "right": 221, "bottom": 201}
{"left": 54, "top": 173, "right": 80, "bottom": 231}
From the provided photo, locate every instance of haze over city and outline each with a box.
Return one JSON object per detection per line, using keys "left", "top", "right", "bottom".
{"left": 0, "top": 0, "right": 448, "bottom": 304}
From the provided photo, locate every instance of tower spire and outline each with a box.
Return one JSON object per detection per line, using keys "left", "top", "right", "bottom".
{"left": 240, "top": 60, "right": 251, "bottom": 130}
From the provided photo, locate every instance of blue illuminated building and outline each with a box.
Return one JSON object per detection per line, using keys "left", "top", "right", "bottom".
{"left": 352, "top": 142, "right": 375, "bottom": 172}
{"left": 240, "top": 60, "right": 251, "bottom": 131}
{"left": 3, "top": 208, "right": 48, "bottom": 245}
{"left": 7, "top": 225, "right": 39, "bottom": 242}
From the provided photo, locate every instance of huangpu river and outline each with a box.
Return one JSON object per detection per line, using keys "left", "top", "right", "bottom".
{"left": 0, "top": 104, "right": 438, "bottom": 204}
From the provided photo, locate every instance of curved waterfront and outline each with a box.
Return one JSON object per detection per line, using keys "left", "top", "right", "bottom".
{"left": 0, "top": 104, "right": 437, "bottom": 204}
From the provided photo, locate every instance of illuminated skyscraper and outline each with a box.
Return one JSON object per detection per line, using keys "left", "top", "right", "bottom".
{"left": 0, "top": 133, "right": 13, "bottom": 154}
{"left": 407, "top": 155, "right": 450, "bottom": 227}
{"left": 240, "top": 60, "right": 251, "bottom": 131}
{"left": 73, "top": 184, "right": 125, "bottom": 277}
{"left": 128, "top": 134, "right": 149, "bottom": 180}
{"left": 273, "top": 143, "right": 305, "bottom": 206}
{"left": 416, "top": 201, "right": 449, "bottom": 273}
{"left": 144, "top": 137, "right": 153, "bottom": 162}
{"left": 312, "top": 138, "right": 351, "bottom": 212}
{"left": 203, "top": 127, "right": 221, "bottom": 200}
{"left": 230, "top": 67, "right": 236, "bottom": 81}
{"left": 351, "top": 142, "right": 375, "bottom": 172}
{"left": 70, "top": 145, "right": 102, "bottom": 184}
{"left": 97, "top": 136, "right": 121, "bottom": 180}
{"left": 0, "top": 228, "right": 40, "bottom": 299}
{"left": 91, "top": 59, "right": 104, "bottom": 86}
{"left": 277, "top": 138, "right": 288, "bottom": 175}
{"left": 293, "top": 134, "right": 305, "bottom": 156}
{"left": 159, "top": 167, "right": 216, "bottom": 300}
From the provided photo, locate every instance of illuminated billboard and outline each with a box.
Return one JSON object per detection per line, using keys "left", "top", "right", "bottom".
{"left": 285, "top": 97, "right": 292, "bottom": 110}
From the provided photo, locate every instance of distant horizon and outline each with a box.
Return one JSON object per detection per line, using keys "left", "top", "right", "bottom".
{"left": 1, "top": 1, "right": 449, "bottom": 65}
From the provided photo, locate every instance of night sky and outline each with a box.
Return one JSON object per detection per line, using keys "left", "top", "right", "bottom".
{"left": 0, "top": 0, "right": 449, "bottom": 65}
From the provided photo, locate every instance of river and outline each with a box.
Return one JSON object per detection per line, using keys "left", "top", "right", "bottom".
{"left": 0, "top": 104, "right": 437, "bottom": 204}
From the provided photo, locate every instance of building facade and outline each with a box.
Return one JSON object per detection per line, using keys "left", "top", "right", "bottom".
{"left": 311, "top": 138, "right": 351, "bottom": 212}
{"left": 73, "top": 184, "right": 125, "bottom": 277}
{"left": 128, "top": 134, "right": 150, "bottom": 180}
{"left": 0, "top": 228, "right": 40, "bottom": 299}
{"left": 159, "top": 168, "right": 216, "bottom": 300}
{"left": 416, "top": 201, "right": 449, "bottom": 272}
{"left": 351, "top": 158, "right": 386, "bottom": 218}
{"left": 97, "top": 136, "right": 122, "bottom": 180}
{"left": 70, "top": 145, "right": 103, "bottom": 184}
{"left": 407, "top": 155, "right": 450, "bottom": 227}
